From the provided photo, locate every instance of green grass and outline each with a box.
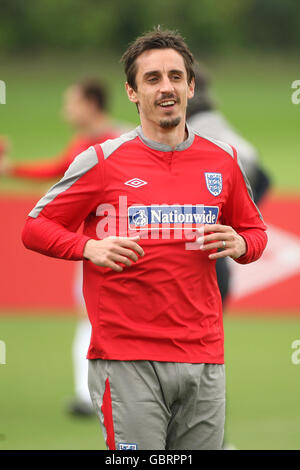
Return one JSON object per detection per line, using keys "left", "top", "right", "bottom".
{"left": 0, "top": 313, "right": 300, "bottom": 450}
{"left": 0, "top": 52, "right": 299, "bottom": 194}
{"left": 224, "top": 315, "right": 300, "bottom": 450}
{"left": 0, "top": 315, "right": 105, "bottom": 450}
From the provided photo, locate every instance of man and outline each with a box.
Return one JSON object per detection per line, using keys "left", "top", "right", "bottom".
{"left": 0, "top": 78, "right": 122, "bottom": 179}
{"left": 22, "top": 28, "right": 267, "bottom": 450}
{"left": 187, "top": 66, "right": 271, "bottom": 305}
{"left": 1, "top": 79, "right": 122, "bottom": 416}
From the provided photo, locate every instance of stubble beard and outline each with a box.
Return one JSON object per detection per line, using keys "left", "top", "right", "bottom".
{"left": 155, "top": 93, "right": 183, "bottom": 129}
{"left": 159, "top": 115, "right": 181, "bottom": 129}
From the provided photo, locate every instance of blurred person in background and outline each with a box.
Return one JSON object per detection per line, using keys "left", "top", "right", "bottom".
{"left": 0, "top": 78, "right": 126, "bottom": 417}
{"left": 0, "top": 78, "right": 123, "bottom": 180}
{"left": 187, "top": 65, "right": 271, "bottom": 307}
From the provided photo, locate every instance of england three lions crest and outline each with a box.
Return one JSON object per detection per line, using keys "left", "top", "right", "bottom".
{"left": 205, "top": 172, "right": 223, "bottom": 197}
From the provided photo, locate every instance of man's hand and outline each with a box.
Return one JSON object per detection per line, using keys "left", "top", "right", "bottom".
{"left": 197, "top": 224, "right": 247, "bottom": 260}
{"left": 83, "top": 235, "right": 145, "bottom": 272}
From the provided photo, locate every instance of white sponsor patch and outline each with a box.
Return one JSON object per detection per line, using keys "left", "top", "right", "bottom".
{"left": 128, "top": 204, "right": 219, "bottom": 230}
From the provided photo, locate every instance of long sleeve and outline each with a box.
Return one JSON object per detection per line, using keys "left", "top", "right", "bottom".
{"left": 13, "top": 156, "right": 70, "bottom": 180}
{"left": 221, "top": 147, "right": 268, "bottom": 264}
{"left": 22, "top": 215, "right": 91, "bottom": 260}
{"left": 22, "top": 146, "right": 103, "bottom": 261}
{"left": 12, "top": 138, "right": 88, "bottom": 180}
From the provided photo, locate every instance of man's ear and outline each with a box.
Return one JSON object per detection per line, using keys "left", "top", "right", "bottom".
{"left": 187, "top": 77, "right": 195, "bottom": 99}
{"left": 125, "top": 82, "right": 138, "bottom": 104}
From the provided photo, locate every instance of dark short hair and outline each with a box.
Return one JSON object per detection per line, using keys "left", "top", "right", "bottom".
{"left": 76, "top": 78, "right": 108, "bottom": 111}
{"left": 121, "top": 26, "right": 195, "bottom": 90}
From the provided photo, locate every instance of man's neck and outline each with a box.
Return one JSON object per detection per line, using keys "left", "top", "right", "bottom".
{"left": 140, "top": 119, "right": 188, "bottom": 149}
{"left": 78, "top": 115, "right": 113, "bottom": 137}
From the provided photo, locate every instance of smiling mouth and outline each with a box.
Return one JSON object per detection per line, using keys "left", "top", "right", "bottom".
{"left": 159, "top": 100, "right": 176, "bottom": 108}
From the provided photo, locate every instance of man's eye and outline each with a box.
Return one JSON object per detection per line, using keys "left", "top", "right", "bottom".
{"left": 148, "top": 77, "right": 158, "bottom": 82}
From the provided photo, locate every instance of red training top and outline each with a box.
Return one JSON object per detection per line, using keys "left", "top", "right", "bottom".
{"left": 22, "top": 126, "right": 267, "bottom": 364}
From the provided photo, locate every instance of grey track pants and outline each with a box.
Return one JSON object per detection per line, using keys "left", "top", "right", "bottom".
{"left": 88, "top": 359, "right": 225, "bottom": 450}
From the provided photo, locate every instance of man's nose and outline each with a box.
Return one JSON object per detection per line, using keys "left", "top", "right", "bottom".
{"left": 159, "top": 76, "right": 175, "bottom": 94}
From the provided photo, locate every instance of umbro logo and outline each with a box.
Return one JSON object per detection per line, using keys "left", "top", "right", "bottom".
{"left": 124, "top": 178, "right": 148, "bottom": 188}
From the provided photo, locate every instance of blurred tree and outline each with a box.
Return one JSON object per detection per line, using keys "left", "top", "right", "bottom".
{"left": 0, "top": 0, "right": 299, "bottom": 54}
{"left": 240, "top": 0, "right": 300, "bottom": 50}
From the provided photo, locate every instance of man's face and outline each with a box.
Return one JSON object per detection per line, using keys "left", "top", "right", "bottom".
{"left": 62, "top": 86, "right": 96, "bottom": 129}
{"left": 126, "top": 48, "right": 194, "bottom": 131}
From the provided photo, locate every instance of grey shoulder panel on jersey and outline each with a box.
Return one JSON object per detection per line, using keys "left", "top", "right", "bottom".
{"left": 236, "top": 153, "right": 254, "bottom": 199}
{"left": 28, "top": 146, "right": 98, "bottom": 218}
{"left": 100, "top": 128, "right": 139, "bottom": 160}
{"left": 236, "top": 152, "right": 264, "bottom": 221}
{"left": 191, "top": 129, "right": 234, "bottom": 159}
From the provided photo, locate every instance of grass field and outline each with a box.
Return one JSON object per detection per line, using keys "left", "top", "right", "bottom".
{"left": 0, "top": 315, "right": 104, "bottom": 450}
{"left": 0, "top": 314, "right": 299, "bottom": 450}
{"left": 0, "top": 52, "right": 299, "bottom": 450}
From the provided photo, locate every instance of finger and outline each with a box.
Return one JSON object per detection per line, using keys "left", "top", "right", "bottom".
{"left": 200, "top": 241, "right": 230, "bottom": 251}
{"left": 208, "top": 249, "right": 232, "bottom": 260}
{"left": 203, "top": 224, "right": 231, "bottom": 233}
{"left": 109, "top": 263, "right": 124, "bottom": 272}
{"left": 117, "top": 247, "right": 139, "bottom": 262}
{"left": 119, "top": 239, "right": 145, "bottom": 257}
{"left": 103, "top": 259, "right": 124, "bottom": 272}
{"left": 117, "top": 235, "right": 141, "bottom": 242}
{"left": 198, "top": 233, "right": 231, "bottom": 245}
{"left": 109, "top": 236, "right": 144, "bottom": 256}
{"left": 111, "top": 254, "right": 133, "bottom": 267}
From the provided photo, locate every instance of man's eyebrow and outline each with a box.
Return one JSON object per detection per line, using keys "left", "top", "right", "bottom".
{"left": 143, "top": 71, "right": 160, "bottom": 78}
{"left": 169, "top": 69, "right": 184, "bottom": 75}
{"left": 143, "top": 69, "right": 184, "bottom": 79}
